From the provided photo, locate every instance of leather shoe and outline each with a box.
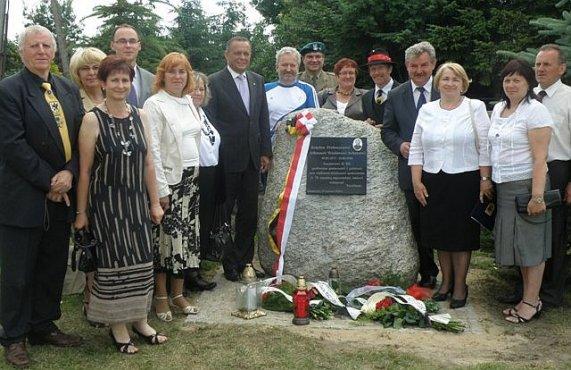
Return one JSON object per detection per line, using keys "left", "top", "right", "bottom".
{"left": 28, "top": 328, "right": 82, "bottom": 347}
{"left": 224, "top": 268, "right": 240, "bottom": 282}
{"left": 450, "top": 286, "right": 469, "bottom": 309}
{"left": 418, "top": 275, "right": 437, "bottom": 289}
{"left": 186, "top": 269, "right": 217, "bottom": 291}
{"left": 4, "top": 342, "right": 29, "bottom": 368}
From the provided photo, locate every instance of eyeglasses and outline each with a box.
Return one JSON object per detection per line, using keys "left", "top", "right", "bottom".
{"left": 114, "top": 38, "right": 140, "bottom": 46}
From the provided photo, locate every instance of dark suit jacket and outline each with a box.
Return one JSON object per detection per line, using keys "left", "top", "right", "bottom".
{"left": 362, "top": 81, "right": 401, "bottom": 125}
{"left": 318, "top": 88, "right": 368, "bottom": 121}
{"left": 204, "top": 67, "right": 272, "bottom": 173}
{"left": 381, "top": 80, "right": 440, "bottom": 191}
{"left": 0, "top": 68, "right": 84, "bottom": 227}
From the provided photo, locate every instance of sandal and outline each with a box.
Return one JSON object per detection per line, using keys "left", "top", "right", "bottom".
{"left": 132, "top": 326, "right": 167, "bottom": 345}
{"left": 171, "top": 294, "right": 199, "bottom": 315}
{"left": 109, "top": 331, "right": 137, "bottom": 354}
{"left": 505, "top": 300, "right": 542, "bottom": 324}
{"left": 154, "top": 296, "right": 173, "bottom": 322}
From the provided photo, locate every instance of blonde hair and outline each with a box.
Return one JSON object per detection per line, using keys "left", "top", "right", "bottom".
{"left": 69, "top": 47, "right": 107, "bottom": 88}
{"left": 152, "top": 52, "right": 194, "bottom": 95}
{"left": 434, "top": 62, "right": 471, "bottom": 93}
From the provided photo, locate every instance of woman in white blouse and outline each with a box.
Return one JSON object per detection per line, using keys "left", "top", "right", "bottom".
{"left": 409, "top": 62, "right": 492, "bottom": 309}
{"left": 144, "top": 53, "right": 202, "bottom": 321}
{"left": 489, "top": 60, "right": 553, "bottom": 323}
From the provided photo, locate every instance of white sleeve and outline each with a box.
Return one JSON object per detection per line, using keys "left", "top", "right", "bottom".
{"left": 143, "top": 98, "right": 171, "bottom": 198}
{"left": 473, "top": 99, "right": 492, "bottom": 166}
{"left": 526, "top": 101, "right": 554, "bottom": 130}
{"left": 408, "top": 107, "right": 425, "bottom": 166}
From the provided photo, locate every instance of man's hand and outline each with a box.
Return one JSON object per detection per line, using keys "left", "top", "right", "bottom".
{"left": 260, "top": 156, "right": 271, "bottom": 173}
{"left": 399, "top": 142, "right": 410, "bottom": 159}
{"left": 46, "top": 191, "right": 70, "bottom": 206}
{"left": 51, "top": 170, "right": 73, "bottom": 194}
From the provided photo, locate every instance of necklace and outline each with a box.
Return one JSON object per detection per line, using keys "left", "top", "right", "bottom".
{"left": 104, "top": 100, "right": 135, "bottom": 156}
{"left": 200, "top": 111, "right": 215, "bottom": 145}
{"left": 337, "top": 88, "right": 354, "bottom": 97}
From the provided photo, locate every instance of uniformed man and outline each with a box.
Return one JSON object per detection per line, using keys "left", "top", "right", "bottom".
{"left": 297, "top": 41, "right": 337, "bottom": 92}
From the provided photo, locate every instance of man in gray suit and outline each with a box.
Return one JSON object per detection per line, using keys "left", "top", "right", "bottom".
{"left": 381, "top": 41, "right": 440, "bottom": 288}
{"left": 205, "top": 36, "right": 272, "bottom": 282}
{"left": 110, "top": 24, "right": 154, "bottom": 108}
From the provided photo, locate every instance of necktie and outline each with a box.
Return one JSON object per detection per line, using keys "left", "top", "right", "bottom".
{"left": 41, "top": 82, "right": 72, "bottom": 162}
{"left": 127, "top": 83, "right": 138, "bottom": 107}
{"left": 536, "top": 90, "right": 547, "bottom": 103}
{"left": 375, "top": 89, "right": 385, "bottom": 104}
{"left": 236, "top": 74, "right": 250, "bottom": 115}
{"left": 416, "top": 86, "right": 427, "bottom": 111}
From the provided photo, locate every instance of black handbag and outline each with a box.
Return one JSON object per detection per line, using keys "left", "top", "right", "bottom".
{"left": 203, "top": 204, "right": 233, "bottom": 263}
{"left": 515, "top": 189, "right": 562, "bottom": 214}
{"left": 72, "top": 230, "right": 98, "bottom": 273}
{"left": 470, "top": 195, "right": 497, "bottom": 231}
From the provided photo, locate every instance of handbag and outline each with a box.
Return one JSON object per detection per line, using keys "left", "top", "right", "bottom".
{"left": 203, "top": 204, "right": 233, "bottom": 263}
{"left": 515, "top": 189, "right": 562, "bottom": 214}
{"left": 71, "top": 230, "right": 98, "bottom": 273}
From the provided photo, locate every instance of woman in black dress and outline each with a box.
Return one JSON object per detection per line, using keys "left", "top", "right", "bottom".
{"left": 74, "top": 56, "right": 166, "bottom": 354}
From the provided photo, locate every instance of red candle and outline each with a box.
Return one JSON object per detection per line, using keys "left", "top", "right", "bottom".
{"left": 292, "top": 276, "right": 310, "bottom": 325}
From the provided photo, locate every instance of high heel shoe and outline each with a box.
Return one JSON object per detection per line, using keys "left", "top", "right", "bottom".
{"left": 171, "top": 294, "right": 199, "bottom": 315}
{"left": 185, "top": 268, "right": 217, "bottom": 291}
{"left": 154, "top": 296, "right": 173, "bottom": 322}
{"left": 432, "top": 285, "right": 453, "bottom": 302}
{"left": 131, "top": 326, "right": 167, "bottom": 345}
{"left": 505, "top": 300, "right": 542, "bottom": 323}
{"left": 450, "top": 286, "right": 469, "bottom": 309}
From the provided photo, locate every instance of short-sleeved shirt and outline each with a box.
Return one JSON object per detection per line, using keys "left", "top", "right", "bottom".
{"left": 488, "top": 99, "right": 553, "bottom": 183}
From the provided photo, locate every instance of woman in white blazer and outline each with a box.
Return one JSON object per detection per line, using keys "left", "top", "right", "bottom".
{"left": 144, "top": 52, "right": 204, "bottom": 321}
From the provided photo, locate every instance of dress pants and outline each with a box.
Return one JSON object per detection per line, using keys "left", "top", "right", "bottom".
{"left": 0, "top": 202, "right": 70, "bottom": 346}
{"left": 403, "top": 189, "right": 439, "bottom": 279}
{"left": 223, "top": 162, "right": 259, "bottom": 272}
{"left": 541, "top": 160, "right": 570, "bottom": 306}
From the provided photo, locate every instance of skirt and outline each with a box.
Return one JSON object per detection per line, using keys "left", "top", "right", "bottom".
{"left": 153, "top": 167, "right": 200, "bottom": 275}
{"left": 420, "top": 170, "right": 480, "bottom": 252}
{"left": 494, "top": 179, "right": 551, "bottom": 267}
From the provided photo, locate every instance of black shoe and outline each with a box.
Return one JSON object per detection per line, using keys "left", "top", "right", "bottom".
{"left": 187, "top": 269, "right": 217, "bottom": 291}
{"left": 419, "top": 275, "right": 437, "bottom": 289}
{"left": 450, "top": 286, "right": 468, "bottom": 309}
{"left": 224, "top": 268, "right": 240, "bottom": 282}
{"left": 496, "top": 291, "right": 522, "bottom": 304}
{"left": 432, "top": 285, "right": 453, "bottom": 302}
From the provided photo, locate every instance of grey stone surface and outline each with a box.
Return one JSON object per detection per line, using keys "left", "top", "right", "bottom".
{"left": 257, "top": 108, "right": 419, "bottom": 286}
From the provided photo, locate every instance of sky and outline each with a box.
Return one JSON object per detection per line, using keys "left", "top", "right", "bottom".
{"left": 6, "top": 0, "right": 262, "bottom": 40}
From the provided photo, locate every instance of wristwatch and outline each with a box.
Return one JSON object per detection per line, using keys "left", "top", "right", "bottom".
{"left": 480, "top": 176, "right": 491, "bottom": 181}
{"left": 532, "top": 196, "right": 545, "bottom": 205}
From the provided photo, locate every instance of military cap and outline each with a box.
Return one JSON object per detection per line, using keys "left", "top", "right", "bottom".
{"left": 367, "top": 48, "right": 395, "bottom": 66}
{"left": 300, "top": 42, "right": 326, "bottom": 56}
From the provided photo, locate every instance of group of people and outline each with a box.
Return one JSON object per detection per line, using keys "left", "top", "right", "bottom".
{"left": 0, "top": 21, "right": 569, "bottom": 367}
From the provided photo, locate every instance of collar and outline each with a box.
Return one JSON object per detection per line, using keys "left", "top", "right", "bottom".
{"left": 278, "top": 80, "right": 298, "bottom": 87}
{"left": 411, "top": 76, "right": 433, "bottom": 93}
{"left": 375, "top": 78, "right": 394, "bottom": 96}
{"left": 227, "top": 65, "right": 247, "bottom": 79}
{"left": 24, "top": 67, "right": 53, "bottom": 85}
{"left": 156, "top": 89, "right": 190, "bottom": 105}
{"left": 534, "top": 79, "right": 562, "bottom": 98}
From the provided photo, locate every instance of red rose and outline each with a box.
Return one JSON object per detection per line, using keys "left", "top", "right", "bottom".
{"left": 366, "top": 278, "right": 382, "bottom": 286}
{"left": 406, "top": 284, "right": 432, "bottom": 300}
{"left": 375, "top": 297, "right": 394, "bottom": 310}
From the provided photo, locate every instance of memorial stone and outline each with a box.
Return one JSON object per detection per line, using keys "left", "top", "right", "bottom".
{"left": 258, "top": 109, "right": 419, "bottom": 286}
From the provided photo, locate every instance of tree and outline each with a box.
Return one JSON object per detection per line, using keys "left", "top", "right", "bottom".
{"left": 2, "top": 40, "right": 21, "bottom": 77}
{"left": 23, "top": 0, "right": 84, "bottom": 74}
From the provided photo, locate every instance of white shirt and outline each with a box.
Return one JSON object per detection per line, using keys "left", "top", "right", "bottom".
{"left": 488, "top": 99, "right": 553, "bottom": 183}
{"left": 374, "top": 78, "right": 394, "bottom": 102}
{"left": 411, "top": 77, "right": 433, "bottom": 107}
{"left": 534, "top": 80, "right": 571, "bottom": 162}
{"left": 198, "top": 107, "right": 221, "bottom": 167}
{"left": 336, "top": 100, "right": 348, "bottom": 116}
{"left": 408, "top": 98, "right": 491, "bottom": 173}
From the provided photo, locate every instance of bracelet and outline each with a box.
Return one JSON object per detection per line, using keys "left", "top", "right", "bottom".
{"left": 480, "top": 176, "right": 491, "bottom": 181}
{"left": 532, "top": 196, "right": 545, "bottom": 205}
{"left": 76, "top": 210, "right": 85, "bottom": 215}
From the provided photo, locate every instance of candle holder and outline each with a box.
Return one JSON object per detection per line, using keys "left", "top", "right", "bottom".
{"left": 232, "top": 281, "right": 266, "bottom": 320}
{"left": 292, "top": 275, "right": 310, "bottom": 325}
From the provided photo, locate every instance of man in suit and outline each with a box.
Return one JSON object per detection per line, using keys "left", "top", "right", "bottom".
{"left": 0, "top": 25, "right": 83, "bottom": 367}
{"left": 362, "top": 49, "right": 399, "bottom": 128}
{"left": 205, "top": 36, "right": 272, "bottom": 282}
{"left": 534, "top": 44, "right": 571, "bottom": 309}
{"left": 297, "top": 41, "right": 337, "bottom": 93}
{"left": 381, "top": 41, "right": 440, "bottom": 288}
{"left": 110, "top": 24, "right": 154, "bottom": 107}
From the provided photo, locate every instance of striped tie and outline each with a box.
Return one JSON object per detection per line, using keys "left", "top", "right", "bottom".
{"left": 41, "top": 82, "right": 72, "bottom": 161}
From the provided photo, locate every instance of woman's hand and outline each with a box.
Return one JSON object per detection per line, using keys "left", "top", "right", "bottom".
{"left": 74, "top": 213, "right": 89, "bottom": 230}
{"left": 159, "top": 196, "right": 170, "bottom": 211}
{"left": 413, "top": 182, "right": 429, "bottom": 207}
{"left": 527, "top": 198, "right": 547, "bottom": 216}
{"left": 479, "top": 180, "right": 493, "bottom": 202}
{"left": 150, "top": 203, "right": 164, "bottom": 225}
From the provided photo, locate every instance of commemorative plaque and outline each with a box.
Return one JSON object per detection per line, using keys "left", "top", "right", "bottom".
{"left": 306, "top": 137, "right": 367, "bottom": 195}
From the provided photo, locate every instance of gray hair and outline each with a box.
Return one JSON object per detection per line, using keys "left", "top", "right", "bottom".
{"left": 193, "top": 71, "right": 210, "bottom": 106}
{"left": 18, "top": 25, "right": 57, "bottom": 53}
{"left": 275, "top": 47, "right": 301, "bottom": 67}
{"left": 538, "top": 44, "right": 567, "bottom": 65}
{"left": 404, "top": 41, "right": 436, "bottom": 63}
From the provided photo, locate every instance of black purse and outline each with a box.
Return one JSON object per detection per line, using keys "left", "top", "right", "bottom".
{"left": 203, "top": 204, "right": 233, "bottom": 263}
{"left": 72, "top": 230, "right": 98, "bottom": 273}
{"left": 515, "top": 189, "right": 562, "bottom": 214}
